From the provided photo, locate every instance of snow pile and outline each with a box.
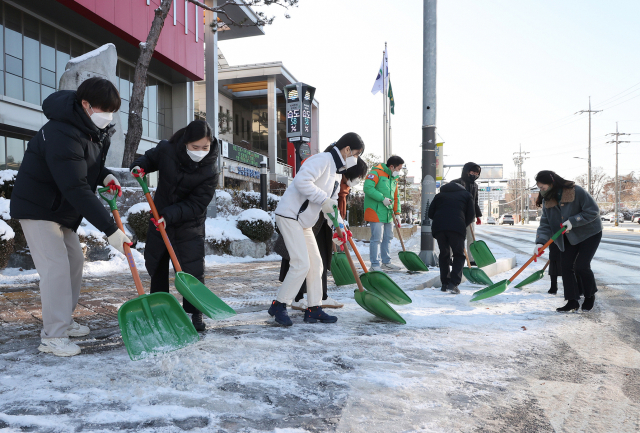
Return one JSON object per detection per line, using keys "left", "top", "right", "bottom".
{"left": 216, "top": 190, "right": 232, "bottom": 202}
{"left": 83, "top": 245, "right": 145, "bottom": 276}
{"left": 0, "top": 169, "right": 17, "bottom": 182}
{"left": 237, "top": 208, "right": 272, "bottom": 224}
{"left": 77, "top": 219, "right": 105, "bottom": 240}
{"left": 0, "top": 197, "right": 10, "bottom": 220}
{"left": 205, "top": 217, "right": 248, "bottom": 242}
{"left": 67, "top": 43, "right": 114, "bottom": 64}
{"left": 0, "top": 218, "right": 15, "bottom": 240}
{"left": 127, "top": 202, "right": 151, "bottom": 215}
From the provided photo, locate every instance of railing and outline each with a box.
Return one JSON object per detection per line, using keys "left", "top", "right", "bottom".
{"left": 276, "top": 161, "right": 293, "bottom": 179}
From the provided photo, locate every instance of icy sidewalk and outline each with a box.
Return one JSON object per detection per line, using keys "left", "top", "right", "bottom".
{"left": 1, "top": 233, "right": 615, "bottom": 432}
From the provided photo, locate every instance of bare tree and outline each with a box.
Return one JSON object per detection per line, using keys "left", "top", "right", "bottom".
{"left": 121, "top": 0, "right": 298, "bottom": 168}
{"left": 575, "top": 167, "right": 610, "bottom": 202}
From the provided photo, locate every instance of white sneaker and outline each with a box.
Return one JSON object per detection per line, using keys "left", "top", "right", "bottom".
{"left": 370, "top": 265, "right": 383, "bottom": 272}
{"left": 322, "top": 297, "right": 344, "bottom": 309}
{"left": 66, "top": 320, "right": 90, "bottom": 337}
{"left": 291, "top": 299, "right": 308, "bottom": 310}
{"left": 382, "top": 263, "right": 401, "bottom": 271}
{"left": 38, "top": 338, "right": 81, "bottom": 357}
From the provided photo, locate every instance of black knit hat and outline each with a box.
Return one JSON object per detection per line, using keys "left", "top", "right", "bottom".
{"left": 335, "top": 132, "right": 365, "bottom": 153}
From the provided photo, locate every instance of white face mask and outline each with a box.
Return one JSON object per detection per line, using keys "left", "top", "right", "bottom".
{"left": 345, "top": 155, "right": 358, "bottom": 169}
{"left": 87, "top": 105, "right": 113, "bottom": 129}
{"left": 187, "top": 148, "right": 209, "bottom": 162}
{"left": 346, "top": 179, "right": 360, "bottom": 188}
{"left": 392, "top": 171, "right": 401, "bottom": 177}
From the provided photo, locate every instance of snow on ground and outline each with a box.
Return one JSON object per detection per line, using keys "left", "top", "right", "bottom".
{"left": 205, "top": 217, "right": 248, "bottom": 242}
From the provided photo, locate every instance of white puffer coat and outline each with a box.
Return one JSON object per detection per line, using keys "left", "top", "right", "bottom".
{"left": 275, "top": 149, "right": 344, "bottom": 228}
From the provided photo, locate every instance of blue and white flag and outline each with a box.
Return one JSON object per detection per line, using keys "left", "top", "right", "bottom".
{"left": 371, "top": 49, "right": 389, "bottom": 95}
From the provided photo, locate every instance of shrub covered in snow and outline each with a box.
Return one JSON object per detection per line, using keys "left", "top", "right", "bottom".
{"left": 126, "top": 202, "right": 152, "bottom": 243}
{"left": 0, "top": 170, "right": 18, "bottom": 199}
{"left": 205, "top": 217, "right": 248, "bottom": 255}
{"left": 0, "top": 219, "right": 16, "bottom": 268}
{"left": 215, "top": 189, "right": 280, "bottom": 217}
{"left": 236, "top": 209, "right": 274, "bottom": 242}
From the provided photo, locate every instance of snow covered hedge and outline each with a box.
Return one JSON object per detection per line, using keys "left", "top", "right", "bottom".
{"left": 236, "top": 209, "right": 274, "bottom": 242}
{"left": 0, "top": 219, "right": 16, "bottom": 268}
{"left": 127, "top": 202, "right": 151, "bottom": 243}
{"left": 0, "top": 169, "right": 17, "bottom": 199}
{"left": 216, "top": 188, "right": 280, "bottom": 217}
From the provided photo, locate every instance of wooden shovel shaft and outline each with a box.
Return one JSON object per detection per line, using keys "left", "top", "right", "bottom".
{"left": 347, "top": 237, "right": 369, "bottom": 274}
{"left": 334, "top": 225, "right": 365, "bottom": 292}
{"left": 470, "top": 224, "right": 477, "bottom": 243}
{"left": 111, "top": 209, "right": 145, "bottom": 297}
{"left": 463, "top": 248, "right": 472, "bottom": 268}
{"left": 143, "top": 192, "right": 183, "bottom": 273}
{"left": 508, "top": 237, "right": 556, "bottom": 283}
{"left": 395, "top": 222, "right": 406, "bottom": 252}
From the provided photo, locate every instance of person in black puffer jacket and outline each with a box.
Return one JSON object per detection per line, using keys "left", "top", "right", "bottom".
{"left": 11, "top": 78, "right": 130, "bottom": 357}
{"left": 130, "top": 120, "right": 217, "bottom": 331}
{"left": 428, "top": 182, "right": 475, "bottom": 293}
{"left": 451, "top": 162, "right": 482, "bottom": 264}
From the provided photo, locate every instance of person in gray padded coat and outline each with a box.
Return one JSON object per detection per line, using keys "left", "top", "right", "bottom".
{"left": 534, "top": 170, "right": 602, "bottom": 312}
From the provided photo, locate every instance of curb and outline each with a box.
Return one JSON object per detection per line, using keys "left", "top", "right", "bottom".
{"left": 413, "top": 256, "right": 517, "bottom": 290}
{"left": 602, "top": 226, "right": 639, "bottom": 233}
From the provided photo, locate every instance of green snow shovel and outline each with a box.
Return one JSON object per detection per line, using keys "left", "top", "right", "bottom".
{"left": 471, "top": 227, "right": 565, "bottom": 302}
{"left": 514, "top": 260, "right": 550, "bottom": 289}
{"left": 332, "top": 212, "right": 406, "bottom": 324}
{"left": 98, "top": 187, "right": 198, "bottom": 361}
{"left": 462, "top": 249, "right": 493, "bottom": 286}
{"left": 132, "top": 171, "right": 236, "bottom": 320}
{"left": 396, "top": 221, "right": 429, "bottom": 272}
{"left": 331, "top": 242, "right": 356, "bottom": 286}
{"left": 469, "top": 224, "right": 496, "bottom": 268}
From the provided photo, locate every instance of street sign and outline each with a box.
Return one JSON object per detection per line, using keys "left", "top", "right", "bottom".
{"left": 284, "top": 82, "right": 316, "bottom": 176}
{"left": 486, "top": 186, "right": 491, "bottom": 192}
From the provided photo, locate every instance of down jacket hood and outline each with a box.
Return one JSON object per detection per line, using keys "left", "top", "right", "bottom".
{"left": 440, "top": 182, "right": 466, "bottom": 194}
{"left": 42, "top": 90, "right": 102, "bottom": 139}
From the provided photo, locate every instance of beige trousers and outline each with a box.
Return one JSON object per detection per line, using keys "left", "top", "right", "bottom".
{"left": 20, "top": 220, "right": 84, "bottom": 338}
{"left": 275, "top": 216, "right": 323, "bottom": 308}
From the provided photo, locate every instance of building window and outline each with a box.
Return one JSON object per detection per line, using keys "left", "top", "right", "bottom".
{"left": 0, "top": 2, "right": 95, "bottom": 105}
{"left": 0, "top": 132, "right": 30, "bottom": 170}
{"left": 116, "top": 61, "right": 173, "bottom": 140}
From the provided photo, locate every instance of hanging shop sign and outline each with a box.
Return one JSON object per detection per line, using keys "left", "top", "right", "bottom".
{"left": 284, "top": 82, "right": 316, "bottom": 142}
{"left": 221, "top": 140, "right": 264, "bottom": 168}
{"left": 228, "top": 165, "right": 260, "bottom": 179}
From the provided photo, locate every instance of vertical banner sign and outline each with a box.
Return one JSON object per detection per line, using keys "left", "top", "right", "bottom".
{"left": 435, "top": 142, "right": 443, "bottom": 181}
{"left": 284, "top": 83, "right": 316, "bottom": 175}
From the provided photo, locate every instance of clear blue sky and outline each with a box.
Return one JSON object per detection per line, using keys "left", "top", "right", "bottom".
{"left": 219, "top": 0, "right": 640, "bottom": 184}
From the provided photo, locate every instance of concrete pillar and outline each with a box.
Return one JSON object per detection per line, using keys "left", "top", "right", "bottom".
{"left": 172, "top": 81, "right": 194, "bottom": 133}
{"left": 204, "top": 0, "right": 219, "bottom": 217}
{"left": 267, "top": 75, "right": 278, "bottom": 175}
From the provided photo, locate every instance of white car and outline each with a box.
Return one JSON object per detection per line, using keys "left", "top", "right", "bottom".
{"left": 602, "top": 213, "right": 624, "bottom": 223}
{"left": 498, "top": 214, "right": 514, "bottom": 225}
{"left": 486, "top": 217, "right": 496, "bottom": 225}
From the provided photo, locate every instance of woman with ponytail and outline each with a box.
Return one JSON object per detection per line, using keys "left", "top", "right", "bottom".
{"left": 534, "top": 170, "right": 602, "bottom": 312}
{"left": 130, "top": 120, "right": 217, "bottom": 331}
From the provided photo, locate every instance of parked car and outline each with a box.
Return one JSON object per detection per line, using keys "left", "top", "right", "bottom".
{"left": 486, "top": 217, "right": 496, "bottom": 225}
{"left": 499, "top": 214, "right": 514, "bottom": 225}
{"left": 632, "top": 213, "right": 640, "bottom": 223}
{"left": 602, "top": 213, "right": 624, "bottom": 223}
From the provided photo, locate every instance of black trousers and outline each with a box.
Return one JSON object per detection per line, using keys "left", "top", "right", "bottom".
{"left": 561, "top": 232, "right": 602, "bottom": 301}
{"left": 435, "top": 231, "right": 466, "bottom": 287}
{"left": 150, "top": 248, "right": 199, "bottom": 314}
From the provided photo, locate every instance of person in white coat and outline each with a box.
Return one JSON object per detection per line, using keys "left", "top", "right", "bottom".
{"left": 269, "top": 132, "right": 365, "bottom": 326}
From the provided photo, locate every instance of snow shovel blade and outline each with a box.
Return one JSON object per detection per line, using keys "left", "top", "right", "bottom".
{"left": 463, "top": 267, "right": 493, "bottom": 285}
{"left": 118, "top": 293, "right": 199, "bottom": 361}
{"left": 331, "top": 252, "right": 356, "bottom": 286}
{"left": 398, "top": 251, "right": 429, "bottom": 272}
{"left": 360, "top": 271, "right": 412, "bottom": 305}
{"left": 354, "top": 288, "right": 406, "bottom": 324}
{"left": 469, "top": 240, "right": 496, "bottom": 268}
{"left": 514, "top": 270, "right": 545, "bottom": 289}
{"left": 470, "top": 279, "right": 509, "bottom": 302}
{"left": 175, "top": 272, "right": 236, "bottom": 320}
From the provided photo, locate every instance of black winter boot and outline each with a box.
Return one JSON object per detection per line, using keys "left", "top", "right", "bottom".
{"left": 441, "top": 282, "right": 449, "bottom": 292}
{"left": 192, "top": 312, "right": 206, "bottom": 332}
{"left": 448, "top": 285, "right": 460, "bottom": 294}
{"left": 304, "top": 306, "right": 337, "bottom": 323}
{"left": 268, "top": 300, "right": 292, "bottom": 326}
{"left": 548, "top": 285, "right": 558, "bottom": 295}
{"left": 582, "top": 295, "right": 595, "bottom": 311}
{"left": 556, "top": 300, "right": 580, "bottom": 312}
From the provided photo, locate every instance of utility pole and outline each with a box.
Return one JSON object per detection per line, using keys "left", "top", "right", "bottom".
{"left": 576, "top": 97, "right": 602, "bottom": 196}
{"left": 419, "top": 0, "right": 437, "bottom": 266}
{"left": 606, "top": 122, "right": 630, "bottom": 227}
{"left": 513, "top": 144, "right": 529, "bottom": 224}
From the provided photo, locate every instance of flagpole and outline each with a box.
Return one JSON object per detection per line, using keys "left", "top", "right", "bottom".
{"left": 388, "top": 74, "right": 392, "bottom": 156}
{"left": 382, "top": 45, "right": 388, "bottom": 162}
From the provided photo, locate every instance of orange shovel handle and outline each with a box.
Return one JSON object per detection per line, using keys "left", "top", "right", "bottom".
{"left": 111, "top": 209, "right": 145, "bottom": 297}
{"left": 334, "top": 222, "right": 365, "bottom": 292}
{"left": 143, "top": 192, "right": 183, "bottom": 273}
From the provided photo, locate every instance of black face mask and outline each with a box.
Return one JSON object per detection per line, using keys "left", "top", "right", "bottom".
{"left": 467, "top": 173, "right": 479, "bottom": 182}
